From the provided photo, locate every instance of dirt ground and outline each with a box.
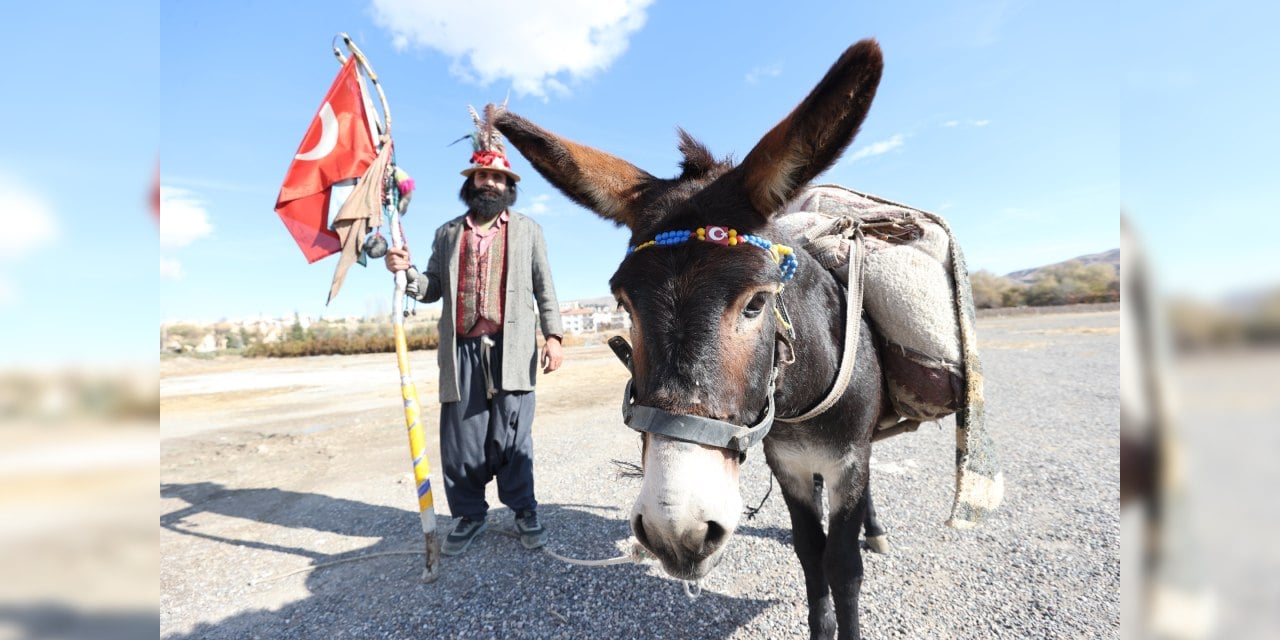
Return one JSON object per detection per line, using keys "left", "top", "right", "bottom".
{"left": 160, "top": 341, "right": 629, "bottom": 452}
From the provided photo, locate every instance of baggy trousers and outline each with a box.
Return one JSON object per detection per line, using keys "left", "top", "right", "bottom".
{"left": 440, "top": 334, "right": 538, "bottom": 520}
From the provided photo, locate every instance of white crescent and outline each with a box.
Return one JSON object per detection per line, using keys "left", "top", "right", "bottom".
{"left": 294, "top": 102, "right": 338, "bottom": 161}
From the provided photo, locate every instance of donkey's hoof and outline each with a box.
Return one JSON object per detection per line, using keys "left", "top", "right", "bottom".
{"left": 422, "top": 562, "right": 442, "bottom": 583}
{"left": 864, "top": 534, "right": 891, "bottom": 554}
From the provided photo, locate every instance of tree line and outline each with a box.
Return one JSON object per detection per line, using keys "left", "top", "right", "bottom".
{"left": 161, "top": 314, "right": 440, "bottom": 358}
{"left": 968, "top": 260, "right": 1119, "bottom": 309}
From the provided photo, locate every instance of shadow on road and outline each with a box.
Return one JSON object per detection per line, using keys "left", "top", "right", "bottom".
{"left": 161, "top": 482, "right": 778, "bottom": 639}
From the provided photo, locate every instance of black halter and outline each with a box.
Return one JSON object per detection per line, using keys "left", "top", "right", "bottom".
{"left": 608, "top": 336, "right": 778, "bottom": 453}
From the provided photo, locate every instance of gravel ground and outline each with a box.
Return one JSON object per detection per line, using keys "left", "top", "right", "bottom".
{"left": 160, "top": 309, "right": 1119, "bottom": 639}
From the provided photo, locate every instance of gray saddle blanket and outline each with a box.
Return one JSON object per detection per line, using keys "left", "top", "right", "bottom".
{"left": 777, "top": 184, "right": 1004, "bottom": 527}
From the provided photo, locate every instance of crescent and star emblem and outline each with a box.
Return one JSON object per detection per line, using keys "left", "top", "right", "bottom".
{"left": 294, "top": 102, "right": 338, "bottom": 161}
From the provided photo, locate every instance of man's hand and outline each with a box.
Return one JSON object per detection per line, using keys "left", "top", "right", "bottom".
{"left": 541, "top": 336, "right": 564, "bottom": 374}
{"left": 384, "top": 247, "right": 413, "bottom": 273}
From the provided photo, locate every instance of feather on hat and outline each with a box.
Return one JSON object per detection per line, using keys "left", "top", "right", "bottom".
{"left": 460, "top": 102, "right": 521, "bottom": 182}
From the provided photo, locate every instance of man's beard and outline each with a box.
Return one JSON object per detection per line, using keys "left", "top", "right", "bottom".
{"left": 467, "top": 187, "right": 515, "bottom": 223}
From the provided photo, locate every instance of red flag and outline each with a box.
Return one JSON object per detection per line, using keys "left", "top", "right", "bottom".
{"left": 275, "top": 57, "right": 377, "bottom": 263}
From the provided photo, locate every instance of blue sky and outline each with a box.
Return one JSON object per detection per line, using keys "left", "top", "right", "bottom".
{"left": 2, "top": 2, "right": 158, "bottom": 368}
{"left": 2, "top": 1, "right": 1276, "bottom": 368}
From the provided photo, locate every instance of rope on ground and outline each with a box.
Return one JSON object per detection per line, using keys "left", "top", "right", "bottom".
{"left": 249, "top": 550, "right": 426, "bottom": 585}
{"left": 491, "top": 527, "right": 650, "bottom": 566}
{"left": 537, "top": 540, "right": 650, "bottom": 565}
{"left": 250, "top": 530, "right": 656, "bottom": 584}
{"left": 541, "top": 545, "right": 638, "bottom": 566}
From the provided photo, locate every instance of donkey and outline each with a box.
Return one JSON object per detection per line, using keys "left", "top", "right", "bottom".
{"left": 498, "top": 40, "right": 889, "bottom": 639}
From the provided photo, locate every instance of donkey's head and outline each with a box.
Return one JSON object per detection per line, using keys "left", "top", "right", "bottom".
{"left": 497, "top": 40, "right": 883, "bottom": 579}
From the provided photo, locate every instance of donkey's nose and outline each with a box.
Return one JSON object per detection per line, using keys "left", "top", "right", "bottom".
{"left": 703, "top": 519, "right": 728, "bottom": 551}
{"left": 632, "top": 513, "right": 728, "bottom": 560}
{"left": 632, "top": 513, "right": 652, "bottom": 551}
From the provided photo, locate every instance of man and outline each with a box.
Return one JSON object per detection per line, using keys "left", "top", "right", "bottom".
{"left": 384, "top": 105, "right": 564, "bottom": 556}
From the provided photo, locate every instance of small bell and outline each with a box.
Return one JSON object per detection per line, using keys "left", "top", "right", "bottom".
{"left": 364, "top": 233, "right": 388, "bottom": 258}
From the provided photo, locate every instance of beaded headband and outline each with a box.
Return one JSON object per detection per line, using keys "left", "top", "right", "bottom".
{"left": 626, "top": 225, "right": 798, "bottom": 283}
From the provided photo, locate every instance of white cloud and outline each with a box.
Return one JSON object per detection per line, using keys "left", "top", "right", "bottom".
{"left": 525, "top": 193, "right": 552, "bottom": 215}
{"left": 160, "top": 186, "right": 213, "bottom": 249}
{"left": 0, "top": 174, "right": 59, "bottom": 260}
{"left": 942, "top": 119, "right": 989, "bottom": 129}
{"left": 371, "top": 0, "right": 653, "bottom": 99}
{"left": 745, "top": 63, "right": 782, "bottom": 84}
{"left": 848, "top": 134, "right": 905, "bottom": 162}
{"left": 160, "top": 257, "right": 185, "bottom": 281}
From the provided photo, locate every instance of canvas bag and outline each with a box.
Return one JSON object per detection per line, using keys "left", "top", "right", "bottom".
{"left": 776, "top": 184, "right": 1003, "bottom": 527}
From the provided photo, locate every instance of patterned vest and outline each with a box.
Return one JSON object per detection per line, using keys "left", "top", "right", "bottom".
{"left": 457, "top": 219, "right": 507, "bottom": 334}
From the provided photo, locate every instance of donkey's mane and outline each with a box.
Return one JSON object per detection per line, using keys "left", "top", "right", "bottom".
{"left": 675, "top": 129, "right": 731, "bottom": 181}
{"left": 626, "top": 131, "right": 770, "bottom": 243}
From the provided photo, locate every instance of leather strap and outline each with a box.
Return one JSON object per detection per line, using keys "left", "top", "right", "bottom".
{"left": 778, "top": 227, "right": 864, "bottom": 423}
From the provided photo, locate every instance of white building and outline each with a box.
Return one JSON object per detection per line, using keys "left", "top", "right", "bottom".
{"left": 592, "top": 310, "right": 631, "bottom": 331}
{"left": 560, "top": 308, "right": 595, "bottom": 334}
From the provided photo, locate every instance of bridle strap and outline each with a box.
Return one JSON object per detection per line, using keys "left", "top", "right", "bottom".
{"left": 777, "top": 226, "right": 865, "bottom": 423}
{"left": 622, "top": 375, "right": 777, "bottom": 452}
{"left": 610, "top": 335, "right": 780, "bottom": 453}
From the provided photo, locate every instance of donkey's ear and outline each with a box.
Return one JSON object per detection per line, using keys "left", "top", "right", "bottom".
{"left": 496, "top": 110, "right": 655, "bottom": 230}
{"left": 736, "top": 39, "right": 883, "bottom": 218}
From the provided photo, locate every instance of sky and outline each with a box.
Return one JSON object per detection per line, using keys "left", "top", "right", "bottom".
{"left": 1, "top": 1, "right": 1277, "bottom": 368}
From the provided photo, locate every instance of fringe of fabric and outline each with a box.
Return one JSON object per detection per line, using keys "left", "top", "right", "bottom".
{"left": 926, "top": 213, "right": 1004, "bottom": 527}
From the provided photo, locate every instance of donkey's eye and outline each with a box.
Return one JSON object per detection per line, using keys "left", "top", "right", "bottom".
{"left": 743, "top": 292, "right": 769, "bottom": 318}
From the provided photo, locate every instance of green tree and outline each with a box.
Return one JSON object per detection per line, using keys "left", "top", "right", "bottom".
{"left": 288, "top": 313, "right": 306, "bottom": 342}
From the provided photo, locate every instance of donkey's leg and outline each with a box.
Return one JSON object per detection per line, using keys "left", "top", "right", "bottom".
{"left": 862, "top": 479, "right": 891, "bottom": 554}
{"left": 777, "top": 471, "right": 836, "bottom": 640}
{"left": 826, "top": 479, "right": 869, "bottom": 640}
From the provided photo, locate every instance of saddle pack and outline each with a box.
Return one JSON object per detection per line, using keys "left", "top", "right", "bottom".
{"left": 776, "top": 185, "right": 1004, "bottom": 527}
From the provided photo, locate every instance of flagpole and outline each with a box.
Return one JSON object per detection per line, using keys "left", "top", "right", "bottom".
{"left": 335, "top": 32, "right": 442, "bottom": 583}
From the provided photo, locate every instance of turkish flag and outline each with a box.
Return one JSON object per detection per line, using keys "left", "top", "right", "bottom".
{"left": 275, "top": 57, "right": 377, "bottom": 263}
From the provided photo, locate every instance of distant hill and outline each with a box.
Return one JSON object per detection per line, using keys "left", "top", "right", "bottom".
{"left": 1004, "top": 248, "right": 1120, "bottom": 284}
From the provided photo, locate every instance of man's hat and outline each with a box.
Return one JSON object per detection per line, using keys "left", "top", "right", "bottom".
{"left": 460, "top": 103, "right": 521, "bottom": 182}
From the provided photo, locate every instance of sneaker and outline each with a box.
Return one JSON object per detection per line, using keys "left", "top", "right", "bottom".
{"left": 441, "top": 517, "right": 487, "bottom": 556}
{"left": 515, "top": 510, "right": 547, "bottom": 549}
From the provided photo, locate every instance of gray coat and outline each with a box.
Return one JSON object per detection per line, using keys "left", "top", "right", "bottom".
{"left": 413, "top": 210, "right": 563, "bottom": 403}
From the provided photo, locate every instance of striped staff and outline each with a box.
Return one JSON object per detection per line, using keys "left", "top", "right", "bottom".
{"left": 332, "top": 33, "right": 442, "bottom": 582}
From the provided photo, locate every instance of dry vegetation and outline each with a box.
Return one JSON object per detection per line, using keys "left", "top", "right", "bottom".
{"left": 969, "top": 260, "right": 1119, "bottom": 309}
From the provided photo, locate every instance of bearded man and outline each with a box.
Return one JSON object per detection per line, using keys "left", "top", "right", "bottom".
{"left": 384, "top": 105, "right": 564, "bottom": 556}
